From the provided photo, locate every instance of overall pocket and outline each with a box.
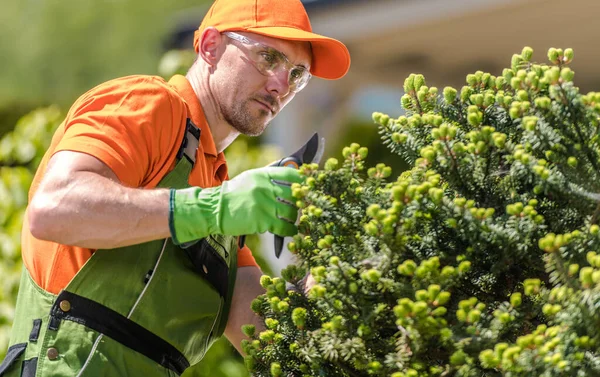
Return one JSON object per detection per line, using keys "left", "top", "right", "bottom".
{"left": 180, "top": 238, "right": 229, "bottom": 299}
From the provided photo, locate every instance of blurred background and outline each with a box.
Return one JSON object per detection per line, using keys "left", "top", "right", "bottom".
{"left": 1, "top": 0, "right": 598, "bottom": 375}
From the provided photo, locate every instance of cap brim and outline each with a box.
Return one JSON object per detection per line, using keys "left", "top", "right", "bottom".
{"left": 235, "top": 26, "right": 350, "bottom": 80}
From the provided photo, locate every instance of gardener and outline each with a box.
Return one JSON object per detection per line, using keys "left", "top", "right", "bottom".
{"left": 0, "top": 0, "right": 350, "bottom": 375}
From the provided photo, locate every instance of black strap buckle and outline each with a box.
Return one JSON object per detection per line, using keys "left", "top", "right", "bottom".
{"left": 176, "top": 119, "right": 200, "bottom": 164}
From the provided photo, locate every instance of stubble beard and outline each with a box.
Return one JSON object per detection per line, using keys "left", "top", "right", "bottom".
{"left": 222, "top": 98, "right": 272, "bottom": 137}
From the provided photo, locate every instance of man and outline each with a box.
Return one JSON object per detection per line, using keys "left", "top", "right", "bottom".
{"left": 0, "top": 0, "right": 350, "bottom": 375}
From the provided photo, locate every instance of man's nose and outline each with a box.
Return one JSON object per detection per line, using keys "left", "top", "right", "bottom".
{"left": 266, "top": 69, "right": 290, "bottom": 98}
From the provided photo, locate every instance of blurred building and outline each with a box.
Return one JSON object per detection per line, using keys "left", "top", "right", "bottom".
{"left": 272, "top": 0, "right": 600, "bottom": 152}
{"left": 168, "top": 0, "right": 600, "bottom": 270}
{"left": 167, "top": 0, "right": 600, "bottom": 151}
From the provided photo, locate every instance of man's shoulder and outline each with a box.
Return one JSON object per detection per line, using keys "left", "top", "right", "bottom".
{"left": 71, "top": 75, "right": 186, "bottom": 113}
{"left": 92, "top": 75, "right": 180, "bottom": 96}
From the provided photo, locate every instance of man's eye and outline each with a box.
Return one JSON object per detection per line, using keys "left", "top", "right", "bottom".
{"left": 260, "top": 52, "right": 278, "bottom": 66}
{"left": 290, "top": 68, "right": 304, "bottom": 81}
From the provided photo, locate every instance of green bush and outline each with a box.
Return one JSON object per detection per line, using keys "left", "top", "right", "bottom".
{"left": 244, "top": 47, "right": 600, "bottom": 376}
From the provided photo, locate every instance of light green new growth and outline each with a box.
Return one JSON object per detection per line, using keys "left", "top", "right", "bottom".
{"left": 243, "top": 47, "right": 600, "bottom": 376}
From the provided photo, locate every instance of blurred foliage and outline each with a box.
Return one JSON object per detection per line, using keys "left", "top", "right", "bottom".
{"left": 0, "top": 102, "right": 42, "bottom": 139}
{"left": 158, "top": 49, "right": 198, "bottom": 78}
{"left": 0, "top": 0, "right": 209, "bottom": 109}
{"left": 183, "top": 338, "right": 250, "bottom": 377}
{"left": 0, "top": 0, "right": 210, "bottom": 145}
{"left": 0, "top": 106, "right": 63, "bottom": 355}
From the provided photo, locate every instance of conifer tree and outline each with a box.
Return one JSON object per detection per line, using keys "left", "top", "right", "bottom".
{"left": 243, "top": 47, "right": 600, "bottom": 376}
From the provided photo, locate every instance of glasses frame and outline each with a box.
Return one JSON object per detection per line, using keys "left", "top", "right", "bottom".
{"left": 223, "top": 31, "right": 312, "bottom": 93}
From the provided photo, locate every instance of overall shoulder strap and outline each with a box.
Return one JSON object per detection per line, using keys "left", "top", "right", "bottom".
{"left": 177, "top": 118, "right": 200, "bottom": 165}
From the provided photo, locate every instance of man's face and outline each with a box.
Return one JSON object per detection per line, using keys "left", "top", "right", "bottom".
{"left": 213, "top": 32, "right": 312, "bottom": 136}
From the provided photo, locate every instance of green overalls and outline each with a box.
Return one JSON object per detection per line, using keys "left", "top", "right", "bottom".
{"left": 0, "top": 120, "right": 239, "bottom": 376}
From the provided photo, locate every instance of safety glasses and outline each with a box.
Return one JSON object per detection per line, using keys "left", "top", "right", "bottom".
{"left": 224, "top": 32, "right": 312, "bottom": 93}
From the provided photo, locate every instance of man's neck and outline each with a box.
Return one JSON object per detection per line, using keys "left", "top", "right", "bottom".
{"left": 186, "top": 68, "right": 239, "bottom": 154}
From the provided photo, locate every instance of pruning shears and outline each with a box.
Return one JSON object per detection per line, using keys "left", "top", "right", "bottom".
{"left": 269, "top": 132, "right": 325, "bottom": 258}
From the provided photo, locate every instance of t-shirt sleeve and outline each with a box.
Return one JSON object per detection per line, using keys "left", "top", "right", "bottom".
{"left": 237, "top": 244, "right": 258, "bottom": 267}
{"left": 55, "top": 76, "right": 187, "bottom": 188}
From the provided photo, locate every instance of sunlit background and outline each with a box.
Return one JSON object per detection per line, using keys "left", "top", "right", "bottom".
{"left": 1, "top": 0, "right": 598, "bottom": 375}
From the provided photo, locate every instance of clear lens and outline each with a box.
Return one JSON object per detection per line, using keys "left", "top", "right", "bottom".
{"left": 225, "top": 32, "right": 312, "bottom": 93}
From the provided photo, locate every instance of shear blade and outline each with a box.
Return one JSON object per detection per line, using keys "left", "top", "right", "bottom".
{"left": 290, "top": 132, "right": 324, "bottom": 165}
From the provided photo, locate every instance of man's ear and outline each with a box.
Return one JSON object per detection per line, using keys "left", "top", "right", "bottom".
{"left": 198, "top": 27, "right": 225, "bottom": 66}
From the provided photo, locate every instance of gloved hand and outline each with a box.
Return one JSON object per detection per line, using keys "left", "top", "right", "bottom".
{"left": 169, "top": 166, "right": 303, "bottom": 244}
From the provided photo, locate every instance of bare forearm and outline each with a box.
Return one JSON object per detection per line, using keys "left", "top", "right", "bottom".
{"left": 225, "top": 266, "right": 266, "bottom": 355}
{"left": 29, "top": 160, "right": 171, "bottom": 249}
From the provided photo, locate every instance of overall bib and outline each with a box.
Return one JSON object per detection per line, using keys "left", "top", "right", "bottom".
{"left": 0, "top": 120, "right": 239, "bottom": 376}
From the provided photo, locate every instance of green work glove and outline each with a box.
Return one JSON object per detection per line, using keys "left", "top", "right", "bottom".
{"left": 169, "top": 166, "right": 304, "bottom": 244}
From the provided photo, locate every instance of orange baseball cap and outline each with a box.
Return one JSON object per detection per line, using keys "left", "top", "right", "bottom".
{"left": 193, "top": 0, "right": 351, "bottom": 80}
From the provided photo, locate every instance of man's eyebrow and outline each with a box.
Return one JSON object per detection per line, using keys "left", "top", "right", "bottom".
{"left": 297, "top": 43, "right": 313, "bottom": 70}
{"left": 282, "top": 50, "right": 310, "bottom": 70}
{"left": 263, "top": 41, "right": 309, "bottom": 69}
{"left": 299, "top": 58, "right": 313, "bottom": 70}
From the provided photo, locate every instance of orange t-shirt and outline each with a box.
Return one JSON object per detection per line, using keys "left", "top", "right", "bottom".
{"left": 22, "top": 74, "right": 258, "bottom": 295}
